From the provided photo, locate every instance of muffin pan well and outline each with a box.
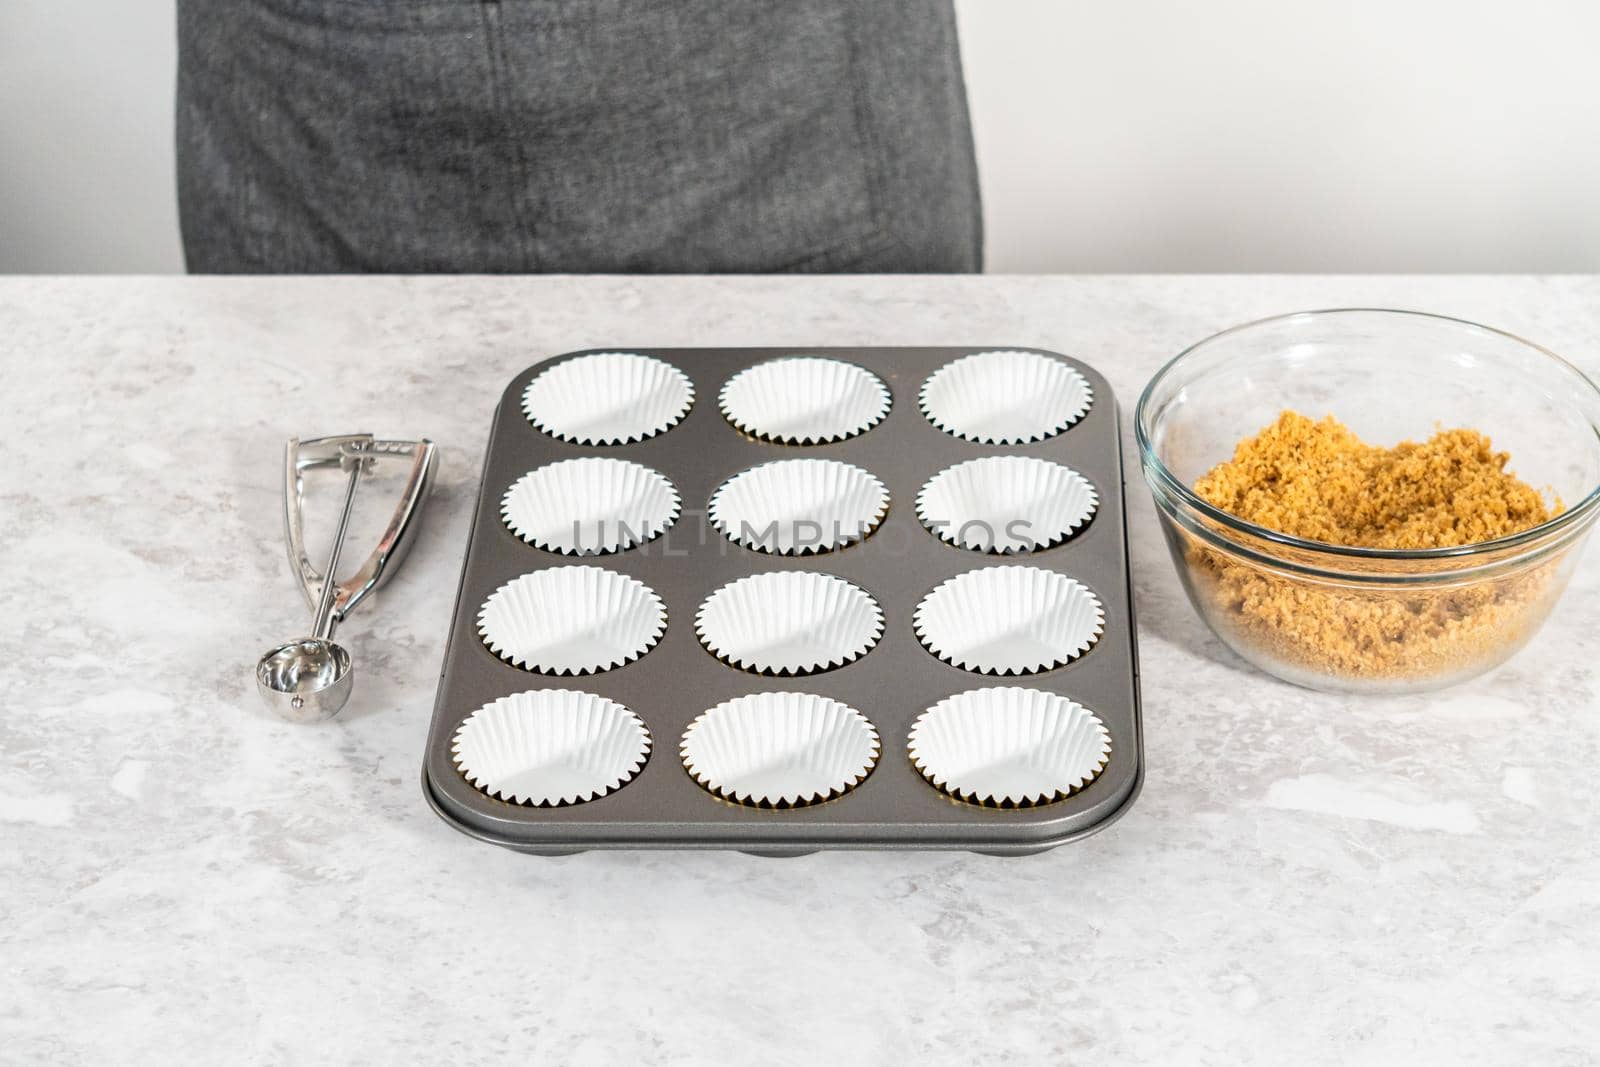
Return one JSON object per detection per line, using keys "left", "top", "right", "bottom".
{"left": 423, "top": 347, "right": 1143, "bottom": 854}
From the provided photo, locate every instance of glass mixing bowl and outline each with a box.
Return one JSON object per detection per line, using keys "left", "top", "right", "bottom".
{"left": 1135, "top": 309, "right": 1600, "bottom": 693}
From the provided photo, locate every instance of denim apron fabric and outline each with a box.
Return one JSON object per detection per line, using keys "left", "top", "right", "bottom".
{"left": 176, "top": 0, "right": 982, "bottom": 273}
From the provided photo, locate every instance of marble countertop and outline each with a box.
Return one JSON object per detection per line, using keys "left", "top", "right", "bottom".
{"left": 3, "top": 275, "right": 1597, "bottom": 1063}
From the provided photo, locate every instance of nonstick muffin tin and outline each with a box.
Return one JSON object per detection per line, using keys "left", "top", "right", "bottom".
{"left": 422, "top": 347, "right": 1143, "bottom": 854}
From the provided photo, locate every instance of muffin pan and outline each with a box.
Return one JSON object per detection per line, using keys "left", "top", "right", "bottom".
{"left": 423, "top": 347, "right": 1143, "bottom": 854}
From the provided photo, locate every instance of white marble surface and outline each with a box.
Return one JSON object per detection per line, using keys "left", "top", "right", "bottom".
{"left": 3, "top": 276, "right": 1598, "bottom": 1064}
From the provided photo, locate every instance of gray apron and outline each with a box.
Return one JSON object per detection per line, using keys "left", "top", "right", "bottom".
{"left": 176, "top": 0, "right": 982, "bottom": 273}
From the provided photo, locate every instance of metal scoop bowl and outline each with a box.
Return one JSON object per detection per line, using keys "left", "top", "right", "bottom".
{"left": 256, "top": 434, "right": 435, "bottom": 723}
{"left": 257, "top": 638, "right": 354, "bottom": 722}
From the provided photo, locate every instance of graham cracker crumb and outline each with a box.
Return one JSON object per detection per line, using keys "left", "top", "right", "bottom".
{"left": 1181, "top": 411, "right": 1564, "bottom": 682}
{"left": 1193, "top": 411, "right": 1554, "bottom": 549}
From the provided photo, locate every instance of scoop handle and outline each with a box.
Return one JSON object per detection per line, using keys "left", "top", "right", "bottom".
{"left": 284, "top": 435, "right": 436, "bottom": 622}
{"left": 310, "top": 453, "right": 362, "bottom": 640}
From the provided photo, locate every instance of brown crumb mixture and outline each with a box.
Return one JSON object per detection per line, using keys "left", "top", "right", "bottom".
{"left": 1193, "top": 411, "right": 1554, "bottom": 548}
{"left": 1183, "top": 411, "right": 1565, "bottom": 683}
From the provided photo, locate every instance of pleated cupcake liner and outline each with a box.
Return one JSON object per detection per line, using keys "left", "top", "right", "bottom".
{"left": 913, "top": 565, "right": 1105, "bottom": 674}
{"left": 718, "top": 356, "right": 891, "bottom": 444}
{"left": 919, "top": 349, "right": 1093, "bottom": 445}
{"left": 708, "top": 458, "right": 890, "bottom": 555}
{"left": 694, "top": 571, "right": 885, "bottom": 675}
{"left": 501, "top": 457, "right": 681, "bottom": 555}
{"left": 521, "top": 352, "right": 695, "bottom": 445}
{"left": 477, "top": 565, "right": 667, "bottom": 675}
{"left": 679, "top": 692, "right": 881, "bottom": 808}
{"left": 453, "top": 688, "right": 652, "bottom": 807}
{"left": 908, "top": 686, "right": 1111, "bottom": 807}
{"left": 916, "top": 455, "right": 1098, "bottom": 553}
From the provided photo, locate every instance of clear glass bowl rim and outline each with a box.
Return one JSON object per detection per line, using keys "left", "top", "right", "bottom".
{"left": 1135, "top": 307, "right": 1600, "bottom": 564}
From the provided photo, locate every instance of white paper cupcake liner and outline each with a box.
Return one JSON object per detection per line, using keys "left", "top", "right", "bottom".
{"left": 453, "top": 689, "right": 651, "bottom": 807}
{"left": 908, "top": 686, "right": 1111, "bottom": 807}
{"left": 521, "top": 352, "right": 695, "bottom": 445}
{"left": 919, "top": 350, "right": 1093, "bottom": 444}
{"left": 695, "top": 571, "right": 884, "bottom": 675}
{"left": 708, "top": 459, "right": 889, "bottom": 555}
{"left": 477, "top": 566, "right": 667, "bottom": 675}
{"left": 501, "top": 458, "right": 681, "bottom": 555}
{"left": 679, "top": 692, "right": 881, "bottom": 808}
{"left": 915, "top": 456, "right": 1098, "bottom": 553}
{"left": 914, "top": 565, "right": 1104, "bottom": 674}
{"left": 718, "top": 356, "right": 891, "bottom": 444}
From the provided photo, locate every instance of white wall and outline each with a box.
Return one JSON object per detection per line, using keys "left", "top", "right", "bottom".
{"left": 3, "top": 0, "right": 1598, "bottom": 273}
{"left": 0, "top": 2, "right": 182, "bottom": 273}
{"left": 954, "top": 0, "right": 1600, "bottom": 272}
